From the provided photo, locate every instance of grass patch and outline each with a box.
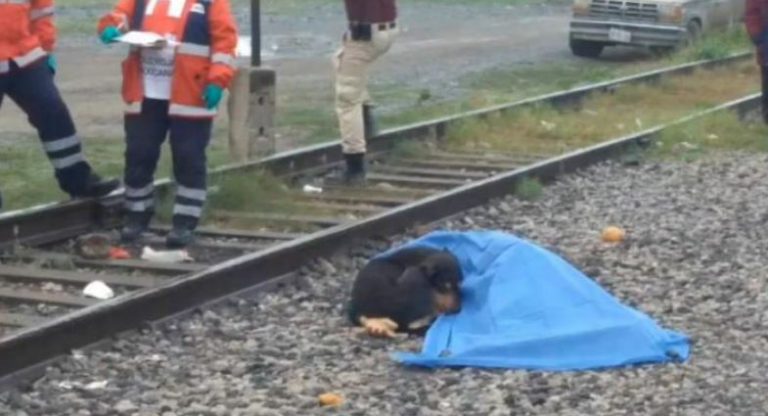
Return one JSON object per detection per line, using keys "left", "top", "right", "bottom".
{"left": 651, "top": 111, "right": 768, "bottom": 161}
{"left": 515, "top": 176, "right": 543, "bottom": 201}
{"left": 154, "top": 169, "right": 299, "bottom": 224}
{"left": 0, "top": 134, "right": 231, "bottom": 212}
{"left": 442, "top": 62, "right": 759, "bottom": 155}
{"left": 676, "top": 27, "right": 751, "bottom": 62}
{"left": 390, "top": 139, "right": 431, "bottom": 158}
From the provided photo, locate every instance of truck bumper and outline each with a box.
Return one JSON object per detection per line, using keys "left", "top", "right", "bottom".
{"left": 569, "top": 18, "right": 686, "bottom": 48}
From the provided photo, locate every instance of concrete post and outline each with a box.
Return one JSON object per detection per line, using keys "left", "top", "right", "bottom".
{"left": 227, "top": 66, "right": 276, "bottom": 162}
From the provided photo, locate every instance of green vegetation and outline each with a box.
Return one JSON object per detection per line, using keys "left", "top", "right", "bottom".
{"left": 514, "top": 176, "right": 543, "bottom": 201}
{"left": 651, "top": 111, "right": 768, "bottom": 161}
{"left": 0, "top": 136, "right": 231, "bottom": 211}
{"left": 441, "top": 61, "right": 759, "bottom": 155}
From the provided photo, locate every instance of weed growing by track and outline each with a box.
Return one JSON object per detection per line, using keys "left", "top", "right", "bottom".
{"left": 442, "top": 62, "right": 759, "bottom": 156}
{"left": 515, "top": 177, "right": 544, "bottom": 201}
{"left": 651, "top": 111, "right": 768, "bottom": 161}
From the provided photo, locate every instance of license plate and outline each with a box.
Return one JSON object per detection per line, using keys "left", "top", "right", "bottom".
{"left": 608, "top": 28, "right": 632, "bottom": 43}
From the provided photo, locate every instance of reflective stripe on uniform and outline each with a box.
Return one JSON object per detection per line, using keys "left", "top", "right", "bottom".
{"left": 125, "top": 101, "right": 142, "bottom": 114}
{"left": 50, "top": 153, "right": 84, "bottom": 170}
{"left": 173, "top": 204, "right": 203, "bottom": 218}
{"left": 177, "top": 185, "right": 206, "bottom": 201}
{"left": 211, "top": 52, "right": 236, "bottom": 68}
{"left": 169, "top": 103, "right": 217, "bottom": 117}
{"left": 0, "top": 60, "right": 8, "bottom": 74}
{"left": 125, "top": 199, "right": 154, "bottom": 212}
{"left": 177, "top": 43, "right": 210, "bottom": 57}
{"left": 42, "top": 135, "right": 80, "bottom": 153}
{"left": 29, "top": 5, "right": 55, "bottom": 20}
{"left": 126, "top": 183, "right": 154, "bottom": 198}
{"left": 14, "top": 46, "right": 46, "bottom": 68}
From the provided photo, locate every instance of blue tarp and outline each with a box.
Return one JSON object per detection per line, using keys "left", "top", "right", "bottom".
{"left": 383, "top": 230, "right": 690, "bottom": 371}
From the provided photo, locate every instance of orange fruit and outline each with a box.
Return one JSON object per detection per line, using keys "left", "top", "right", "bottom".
{"left": 318, "top": 393, "right": 344, "bottom": 407}
{"left": 601, "top": 226, "right": 626, "bottom": 243}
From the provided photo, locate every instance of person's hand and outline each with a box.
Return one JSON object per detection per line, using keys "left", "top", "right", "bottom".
{"left": 100, "top": 26, "right": 122, "bottom": 44}
{"left": 46, "top": 54, "right": 57, "bottom": 74}
{"left": 202, "top": 84, "right": 224, "bottom": 109}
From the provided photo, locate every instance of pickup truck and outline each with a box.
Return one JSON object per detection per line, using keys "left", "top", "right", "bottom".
{"left": 568, "top": 0, "right": 744, "bottom": 58}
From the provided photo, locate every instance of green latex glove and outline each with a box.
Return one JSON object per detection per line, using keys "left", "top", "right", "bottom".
{"left": 202, "top": 84, "right": 224, "bottom": 109}
{"left": 100, "top": 26, "right": 122, "bottom": 44}
{"left": 46, "top": 54, "right": 57, "bottom": 74}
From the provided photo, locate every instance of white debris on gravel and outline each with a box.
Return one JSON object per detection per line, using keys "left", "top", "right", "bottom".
{"left": 3, "top": 152, "right": 768, "bottom": 415}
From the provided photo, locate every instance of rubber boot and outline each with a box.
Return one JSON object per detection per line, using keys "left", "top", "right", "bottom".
{"left": 120, "top": 210, "right": 153, "bottom": 243}
{"left": 166, "top": 215, "right": 198, "bottom": 249}
{"left": 72, "top": 173, "right": 120, "bottom": 199}
{"left": 343, "top": 152, "right": 366, "bottom": 186}
{"left": 363, "top": 103, "right": 378, "bottom": 140}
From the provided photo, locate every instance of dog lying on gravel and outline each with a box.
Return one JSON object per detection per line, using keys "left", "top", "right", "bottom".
{"left": 347, "top": 247, "right": 463, "bottom": 338}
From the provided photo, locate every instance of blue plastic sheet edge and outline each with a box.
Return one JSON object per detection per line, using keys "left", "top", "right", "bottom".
{"left": 374, "top": 230, "right": 691, "bottom": 372}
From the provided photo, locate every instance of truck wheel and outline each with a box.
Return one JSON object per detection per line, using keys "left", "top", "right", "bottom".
{"left": 570, "top": 39, "right": 604, "bottom": 58}
{"left": 683, "top": 20, "right": 702, "bottom": 47}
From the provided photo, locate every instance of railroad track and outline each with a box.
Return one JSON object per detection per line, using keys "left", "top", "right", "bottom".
{"left": 0, "top": 52, "right": 760, "bottom": 384}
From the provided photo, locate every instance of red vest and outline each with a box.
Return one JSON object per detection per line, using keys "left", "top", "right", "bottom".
{"left": 0, "top": 0, "right": 56, "bottom": 74}
{"left": 99, "top": 0, "right": 238, "bottom": 118}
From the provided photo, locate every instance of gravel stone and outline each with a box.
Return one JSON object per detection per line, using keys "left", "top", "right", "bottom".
{"left": 3, "top": 153, "right": 768, "bottom": 415}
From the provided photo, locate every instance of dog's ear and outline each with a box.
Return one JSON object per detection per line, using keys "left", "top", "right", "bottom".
{"left": 419, "top": 262, "right": 435, "bottom": 279}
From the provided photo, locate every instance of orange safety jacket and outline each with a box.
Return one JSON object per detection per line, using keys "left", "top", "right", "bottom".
{"left": 0, "top": 0, "right": 56, "bottom": 74}
{"left": 98, "top": 0, "right": 238, "bottom": 118}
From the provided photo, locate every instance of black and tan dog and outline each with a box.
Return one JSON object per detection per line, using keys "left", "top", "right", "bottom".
{"left": 347, "top": 246, "right": 463, "bottom": 338}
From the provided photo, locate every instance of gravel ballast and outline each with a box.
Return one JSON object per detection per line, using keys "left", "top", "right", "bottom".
{"left": 3, "top": 153, "right": 768, "bottom": 416}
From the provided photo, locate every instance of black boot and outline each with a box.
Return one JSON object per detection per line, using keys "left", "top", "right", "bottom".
{"left": 363, "top": 103, "right": 378, "bottom": 140}
{"left": 166, "top": 216, "right": 198, "bottom": 249}
{"left": 120, "top": 210, "right": 153, "bottom": 243}
{"left": 343, "top": 152, "right": 367, "bottom": 186}
{"left": 71, "top": 173, "right": 120, "bottom": 199}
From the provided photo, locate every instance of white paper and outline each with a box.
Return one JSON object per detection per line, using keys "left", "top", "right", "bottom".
{"left": 117, "top": 31, "right": 178, "bottom": 48}
{"left": 83, "top": 281, "right": 115, "bottom": 300}
{"left": 141, "top": 246, "right": 194, "bottom": 263}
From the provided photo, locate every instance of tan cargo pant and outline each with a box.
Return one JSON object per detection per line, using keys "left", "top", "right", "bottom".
{"left": 333, "top": 24, "right": 399, "bottom": 154}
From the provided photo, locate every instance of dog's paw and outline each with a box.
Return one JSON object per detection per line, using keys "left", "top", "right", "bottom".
{"left": 360, "top": 317, "right": 399, "bottom": 338}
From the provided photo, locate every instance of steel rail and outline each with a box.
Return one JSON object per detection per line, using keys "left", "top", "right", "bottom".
{"left": 0, "top": 52, "right": 752, "bottom": 250}
{"left": 0, "top": 91, "right": 760, "bottom": 383}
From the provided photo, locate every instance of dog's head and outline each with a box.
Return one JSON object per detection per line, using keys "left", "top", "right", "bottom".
{"left": 420, "top": 250, "right": 463, "bottom": 315}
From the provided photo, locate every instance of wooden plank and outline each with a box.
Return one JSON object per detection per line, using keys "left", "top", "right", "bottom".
{"left": 142, "top": 236, "right": 268, "bottom": 252}
{"left": 283, "top": 201, "right": 385, "bottom": 215}
{"left": 0, "top": 265, "right": 158, "bottom": 289}
{"left": 150, "top": 225, "right": 302, "bottom": 241}
{"left": 321, "top": 183, "right": 438, "bottom": 197}
{"left": 74, "top": 258, "right": 205, "bottom": 275}
{"left": 394, "top": 157, "right": 515, "bottom": 171}
{"left": 0, "top": 313, "right": 47, "bottom": 328}
{"left": 214, "top": 211, "right": 347, "bottom": 228}
{"left": 367, "top": 173, "right": 467, "bottom": 188}
{"left": 427, "top": 151, "right": 543, "bottom": 164}
{"left": 304, "top": 193, "right": 413, "bottom": 207}
{"left": 372, "top": 164, "right": 488, "bottom": 179}
{"left": 4, "top": 250, "right": 205, "bottom": 276}
{"left": 0, "top": 288, "right": 96, "bottom": 307}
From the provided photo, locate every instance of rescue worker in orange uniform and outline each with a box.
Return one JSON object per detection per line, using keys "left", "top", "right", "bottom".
{"left": 98, "top": 0, "right": 238, "bottom": 248}
{"left": 0, "top": 0, "right": 120, "bottom": 211}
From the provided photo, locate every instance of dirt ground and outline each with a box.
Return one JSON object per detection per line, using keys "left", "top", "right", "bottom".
{"left": 0, "top": 2, "right": 650, "bottom": 148}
